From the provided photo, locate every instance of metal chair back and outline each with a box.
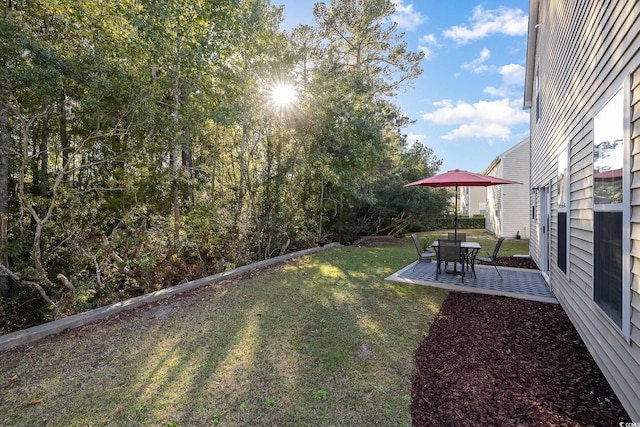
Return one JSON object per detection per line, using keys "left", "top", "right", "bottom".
{"left": 436, "top": 239, "right": 465, "bottom": 282}
{"left": 411, "top": 234, "right": 435, "bottom": 265}
{"left": 448, "top": 232, "right": 466, "bottom": 242}
{"left": 489, "top": 237, "right": 505, "bottom": 261}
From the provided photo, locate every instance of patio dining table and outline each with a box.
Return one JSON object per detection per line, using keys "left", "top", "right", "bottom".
{"left": 431, "top": 240, "right": 481, "bottom": 275}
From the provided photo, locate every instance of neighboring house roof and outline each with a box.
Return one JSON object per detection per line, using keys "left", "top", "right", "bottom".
{"left": 594, "top": 168, "right": 623, "bottom": 180}
{"left": 484, "top": 137, "right": 530, "bottom": 175}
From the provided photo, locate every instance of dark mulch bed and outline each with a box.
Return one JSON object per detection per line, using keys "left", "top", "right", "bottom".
{"left": 491, "top": 256, "right": 539, "bottom": 270}
{"left": 412, "top": 293, "right": 631, "bottom": 426}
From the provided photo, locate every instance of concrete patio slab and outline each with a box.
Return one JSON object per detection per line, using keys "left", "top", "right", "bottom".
{"left": 385, "top": 261, "right": 557, "bottom": 304}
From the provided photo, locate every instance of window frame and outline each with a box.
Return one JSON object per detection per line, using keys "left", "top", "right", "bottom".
{"left": 557, "top": 142, "right": 569, "bottom": 276}
{"left": 591, "top": 84, "right": 631, "bottom": 341}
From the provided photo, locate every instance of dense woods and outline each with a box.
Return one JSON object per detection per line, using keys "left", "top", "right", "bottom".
{"left": 0, "top": 0, "right": 448, "bottom": 331}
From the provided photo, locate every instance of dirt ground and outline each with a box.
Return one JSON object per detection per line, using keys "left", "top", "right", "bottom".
{"left": 490, "top": 256, "right": 539, "bottom": 269}
{"left": 4, "top": 236, "right": 633, "bottom": 425}
{"left": 411, "top": 288, "right": 631, "bottom": 426}
{"left": 355, "top": 236, "right": 630, "bottom": 425}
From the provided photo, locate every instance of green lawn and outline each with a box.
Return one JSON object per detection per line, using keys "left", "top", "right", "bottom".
{"left": 0, "top": 243, "right": 447, "bottom": 427}
{"left": 413, "top": 228, "right": 531, "bottom": 258}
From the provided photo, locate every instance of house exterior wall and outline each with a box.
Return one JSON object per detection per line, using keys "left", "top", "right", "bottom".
{"left": 525, "top": 0, "right": 640, "bottom": 420}
{"left": 485, "top": 162, "right": 503, "bottom": 236}
{"left": 461, "top": 186, "right": 487, "bottom": 216}
{"left": 485, "top": 138, "right": 531, "bottom": 239}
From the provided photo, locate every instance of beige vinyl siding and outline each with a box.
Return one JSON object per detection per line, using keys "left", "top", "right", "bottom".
{"left": 485, "top": 163, "right": 502, "bottom": 236}
{"left": 485, "top": 138, "right": 530, "bottom": 239}
{"left": 630, "top": 66, "right": 640, "bottom": 346}
{"left": 461, "top": 186, "right": 487, "bottom": 217}
{"left": 528, "top": 0, "right": 640, "bottom": 420}
{"left": 500, "top": 141, "right": 530, "bottom": 239}
{"left": 568, "top": 124, "right": 593, "bottom": 293}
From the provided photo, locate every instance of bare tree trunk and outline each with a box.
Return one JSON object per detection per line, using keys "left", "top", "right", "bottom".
{"left": 39, "top": 114, "right": 49, "bottom": 234}
{"left": 318, "top": 177, "right": 324, "bottom": 244}
{"left": 1, "top": 0, "right": 13, "bottom": 296}
{"left": 233, "top": 125, "right": 248, "bottom": 229}
{"left": 211, "top": 126, "right": 218, "bottom": 202}
{"left": 59, "top": 93, "right": 70, "bottom": 182}
{"left": 171, "top": 33, "right": 182, "bottom": 245}
{"left": 181, "top": 126, "right": 194, "bottom": 211}
{"left": 172, "top": 146, "right": 180, "bottom": 245}
{"left": 0, "top": 104, "right": 9, "bottom": 296}
{"left": 9, "top": 103, "right": 58, "bottom": 306}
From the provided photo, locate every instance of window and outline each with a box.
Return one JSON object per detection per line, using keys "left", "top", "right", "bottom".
{"left": 594, "top": 90, "right": 624, "bottom": 205}
{"left": 593, "top": 89, "right": 624, "bottom": 328}
{"left": 594, "top": 211, "right": 622, "bottom": 326}
{"left": 557, "top": 144, "right": 569, "bottom": 274}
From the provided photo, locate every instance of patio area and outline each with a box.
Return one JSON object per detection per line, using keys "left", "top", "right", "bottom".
{"left": 386, "top": 260, "right": 557, "bottom": 304}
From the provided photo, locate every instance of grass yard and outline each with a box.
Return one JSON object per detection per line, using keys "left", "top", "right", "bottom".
{"left": 413, "top": 228, "right": 531, "bottom": 258}
{"left": 0, "top": 244, "right": 447, "bottom": 427}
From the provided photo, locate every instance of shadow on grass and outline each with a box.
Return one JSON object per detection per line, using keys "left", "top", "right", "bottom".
{"left": 0, "top": 243, "right": 447, "bottom": 427}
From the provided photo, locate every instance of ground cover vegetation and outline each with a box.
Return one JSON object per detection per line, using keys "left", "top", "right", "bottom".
{"left": 412, "top": 293, "right": 631, "bottom": 425}
{"left": 0, "top": 245, "right": 447, "bottom": 426}
{"left": 352, "top": 234, "right": 631, "bottom": 424}
{"left": 413, "top": 229, "right": 531, "bottom": 258}
{"left": 0, "top": 0, "right": 450, "bottom": 329}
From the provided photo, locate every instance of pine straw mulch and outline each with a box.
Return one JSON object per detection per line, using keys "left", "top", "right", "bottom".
{"left": 412, "top": 292, "right": 631, "bottom": 426}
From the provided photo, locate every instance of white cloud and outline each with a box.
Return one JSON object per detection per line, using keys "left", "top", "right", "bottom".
{"left": 443, "top": 6, "right": 528, "bottom": 45}
{"left": 419, "top": 46, "right": 434, "bottom": 60}
{"left": 484, "top": 86, "right": 504, "bottom": 97}
{"left": 461, "top": 48, "right": 491, "bottom": 73}
{"left": 500, "top": 63, "right": 525, "bottom": 85}
{"left": 391, "top": 0, "right": 426, "bottom": 31}
{"left": 483, "top": 63, "right": 526, "bottom": 97}
{"left": 422, "top": 98, "right": 529, "bottom": 141}
{"left": 418, "top": 33, "right": 440, "bottom": 60}
{"left": 406, "top": 133, "right": 426, "bottom": 144}
{"left": 420, "top": 34, "right": 439, "bottom": 46}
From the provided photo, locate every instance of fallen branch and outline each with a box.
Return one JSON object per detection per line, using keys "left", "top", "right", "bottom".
{"left": 101, "top": 234, "right": 150, "bottom": 287}
{"left": 72, "top": 241, "right": 104, "bottom": 289}
{"left": 0, "top": 262, "right": 56, "bottom": 307}
{"left": 56, "top": 273, "right": 75, "bottom": 291}
{"left": 101, "top": 234, "right": 137, "bottom": 279}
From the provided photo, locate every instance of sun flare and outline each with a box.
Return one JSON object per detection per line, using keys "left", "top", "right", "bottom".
{"left": 269, "top": 83, "right": 297, "bottom": 109}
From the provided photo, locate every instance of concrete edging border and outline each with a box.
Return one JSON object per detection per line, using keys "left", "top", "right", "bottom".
{"left": 0, "top": 242, "right": 342, "bottom": 352}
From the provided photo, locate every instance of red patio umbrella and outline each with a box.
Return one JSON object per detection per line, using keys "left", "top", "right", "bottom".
{"left": 404, "top": 169, "right": 521, "bottom": 239}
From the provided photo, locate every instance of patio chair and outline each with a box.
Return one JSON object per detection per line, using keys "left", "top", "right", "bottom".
{"left": 435, "top": 239, "right": 465, "bottom": 282}
{"left": 448, "top": 233, "right": 470, "bottom": 270}
{"left": 471, "top": 237, "right": 504, "bottom": 279}
{"left": 447, "top": 232, "right": 466, "bottom": 241}
{"left": 411, "top": 234, "right": 436, "bottom": 268}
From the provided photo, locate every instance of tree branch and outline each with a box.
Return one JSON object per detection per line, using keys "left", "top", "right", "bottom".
{"left": 0, "top": 262, "right": 56, "bottom": 307}
{"left": 72, "top": 241, "right": 104, "bottom": 289}
{"left": 101, "top": 234, "right": 140, "bottom": 281}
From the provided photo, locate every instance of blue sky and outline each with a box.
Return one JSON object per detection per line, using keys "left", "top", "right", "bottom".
{"left": 274, "top": 0, "right": 530, "bottom": 174}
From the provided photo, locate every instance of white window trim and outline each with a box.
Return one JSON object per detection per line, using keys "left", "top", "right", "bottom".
{"left": 591, "top": 83, "right": 631, "bottom": 342}
{"left": 558, "top": 142, "right": 570, "bottom": 279}
{"left": 622, "top": 78, "right": 631, "bottom": 343}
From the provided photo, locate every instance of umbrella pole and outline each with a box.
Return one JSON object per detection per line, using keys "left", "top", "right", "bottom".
{"left": 449, "top": 184, "right": 460, "bottom": 275}
{"left": 454, "top": 184, "right": 458, "bottom": 240}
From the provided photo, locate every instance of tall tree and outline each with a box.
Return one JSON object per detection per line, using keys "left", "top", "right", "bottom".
{"left": 0, "top": 0, "right": 447, "bottom": 326}
{"left": 131, "top": 0, "right": 240, "bottom": 244}
{"left": 0, "top": 0, "right": 12, "bottom": 296}
{"left": 302, "top": 0, "right": 434, "bottom": 241}
{"left": 313, "top": 0, "right": 424, "bottom": 96}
